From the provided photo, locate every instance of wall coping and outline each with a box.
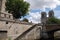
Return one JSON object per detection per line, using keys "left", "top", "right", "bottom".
{"left": 0, "top": 11, "right": 12, "bottom": 15}
{"left": 45, "top": 24, "right": 60, "bottom": 26}
{"left": 38, "top": 23, "right": 60, "bottom": 26}
{"left": 0, "top": 18, "right": 34, "bottom": 25}
{"left": 0, "top": 12, "right": 34, "bottom": 25}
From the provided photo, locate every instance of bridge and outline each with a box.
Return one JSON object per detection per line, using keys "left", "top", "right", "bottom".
{"left": 45, "top": 24, "right": 60, "bottom": 32}
{"left": 40, "top": 24, "right": 60, "bottom": 40}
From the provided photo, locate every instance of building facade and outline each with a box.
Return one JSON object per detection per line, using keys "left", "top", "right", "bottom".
{"left": 41, "top": 10, "right": 54, "bottom": 24}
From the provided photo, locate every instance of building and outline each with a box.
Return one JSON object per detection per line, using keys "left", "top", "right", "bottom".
{"left": 41, "top": 10, "right": 54, "bottom": 24}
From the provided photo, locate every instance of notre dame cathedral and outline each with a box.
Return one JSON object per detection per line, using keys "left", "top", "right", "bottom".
{"left": 41, "top": 10, "right": 54, "bottom": 24}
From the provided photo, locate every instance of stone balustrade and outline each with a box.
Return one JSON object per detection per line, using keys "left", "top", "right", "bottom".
{"left": 0, "top": 12, "right": 13, "bottom": 20}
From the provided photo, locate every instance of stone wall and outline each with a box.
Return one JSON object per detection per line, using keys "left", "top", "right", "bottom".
{"left": 0, "top": 16, "right": 34, "bottom": 40}
{"left": 0, "top": 17, "right": 9, "bottom": 40}
{"left": 7, "top": 22, "right": 33, "bottom": 40}
{"left": 15, "top": 25, "right": 42, "bottom": 40}
{"left": 45, "top": 24, "right": 60, "bottom": 39}
{"left": 0, "top": 31, "right": 7, "bottom": 40}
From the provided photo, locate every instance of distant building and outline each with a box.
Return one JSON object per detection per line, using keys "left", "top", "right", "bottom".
{"left": 48, "top": 10, "right": 54, "bottom": 18}
{"left": 41, "top": 12, "right": 47, "bottom": 24}
{"left": 41, "top": 10, "right": 54, "bottom": 24}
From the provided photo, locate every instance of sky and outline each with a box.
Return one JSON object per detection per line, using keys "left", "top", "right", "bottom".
{"left": 22, "top": 0, "right": 60, "bottom": 24}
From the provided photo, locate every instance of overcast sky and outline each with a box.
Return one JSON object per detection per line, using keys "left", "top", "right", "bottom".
{"left": 22, "top": 0, "right": 60, "bottom": 24}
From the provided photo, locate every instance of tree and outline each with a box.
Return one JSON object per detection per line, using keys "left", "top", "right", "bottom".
{"left": 23, "top": 18, "right": 28, "bottom": 22}
{"left": 5, "top": 0, "right": 30, "bottom": 19}
{"left": 46, "top": 17, "right": 60, "bottom": 24}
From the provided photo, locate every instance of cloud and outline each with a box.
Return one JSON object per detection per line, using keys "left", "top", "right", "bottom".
{"left": 27, "top": 12, "right": 41, "bottom": 24}
{"left": 54, "top": 10, "right": 60, "bottom": 19}
{"left": 25, "top": 0, "right": 60, "bottom": 10}
{"left": 58, "top": 17, "right": 60, "bottom": 19}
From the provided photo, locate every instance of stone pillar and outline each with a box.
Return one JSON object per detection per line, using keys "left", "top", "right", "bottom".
{"left": 1, "top": 0, "right": 6, "bottom": 12}
{"left": 40, "top": 23, "right": 48, "bottom": 40}
{"left": 47, "top": 32, "right": 54, "bottom": 40}
{"left": 0, "top": 0, "right": 2, "bottom": 11}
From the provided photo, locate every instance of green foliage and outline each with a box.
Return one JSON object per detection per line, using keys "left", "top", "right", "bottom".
{"left": 9, "top": 37, "right": 11, "bottom": 40}
{"left": 46, "top": 17, "right": 60, "bottom": 24}
{"left": 23, "top": 18, "right": 28, "bottom": 22}
{"left": 5, "top": 0, "right": 30, "bottom": 19}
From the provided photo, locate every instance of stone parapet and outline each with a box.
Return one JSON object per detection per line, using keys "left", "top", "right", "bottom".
{"left": 0, "top": 12, "right": 13, "bottom": 20}
{"left": 45, "top": 24, "right": 60, "bottom": 32}
{"left": 15, "top": 24, "right": 41, "bottom": 40}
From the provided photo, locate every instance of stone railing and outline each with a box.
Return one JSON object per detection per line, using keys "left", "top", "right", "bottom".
{"left": 0, "top": 12, "right": 33, "bottom": 25}
{"left": 0, "top": 12, "right": 13, "bottom": 20}
{"left": 45, "top": 24, "right": 60, "bottom": 32}
{"left": 15, "top": 24, "right": 41, "bottom": 40}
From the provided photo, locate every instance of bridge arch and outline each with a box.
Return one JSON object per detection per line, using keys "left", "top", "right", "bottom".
{"left": 54, "top": 30, "right": 60, "bottom": 38}
{"left": 47, "top": 29, "right": 60, "bottom": 39}
{"left": 44, "top": 24, "right": 60, "bottom": 39}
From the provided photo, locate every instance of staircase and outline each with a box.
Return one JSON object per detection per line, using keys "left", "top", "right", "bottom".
{"left": 15, "top": 24, "right": 41, "bottom": 40}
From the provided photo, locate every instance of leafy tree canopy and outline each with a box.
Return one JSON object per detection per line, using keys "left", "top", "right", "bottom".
{"left": 23, "top": 18, "right": 28, "bottom": 22}
{"left": 5, "top": 0, "right": 30, "bottom": 19}
{"left": 46, "top": 17, "right": 60, "bottom": 24}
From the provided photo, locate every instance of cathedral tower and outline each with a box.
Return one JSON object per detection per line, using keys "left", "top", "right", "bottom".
{"left": 41, "top": 12, "right": 47, "bottom": 24}
{"left": 48, "top": 10, "right": 54, "bottom": 18}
